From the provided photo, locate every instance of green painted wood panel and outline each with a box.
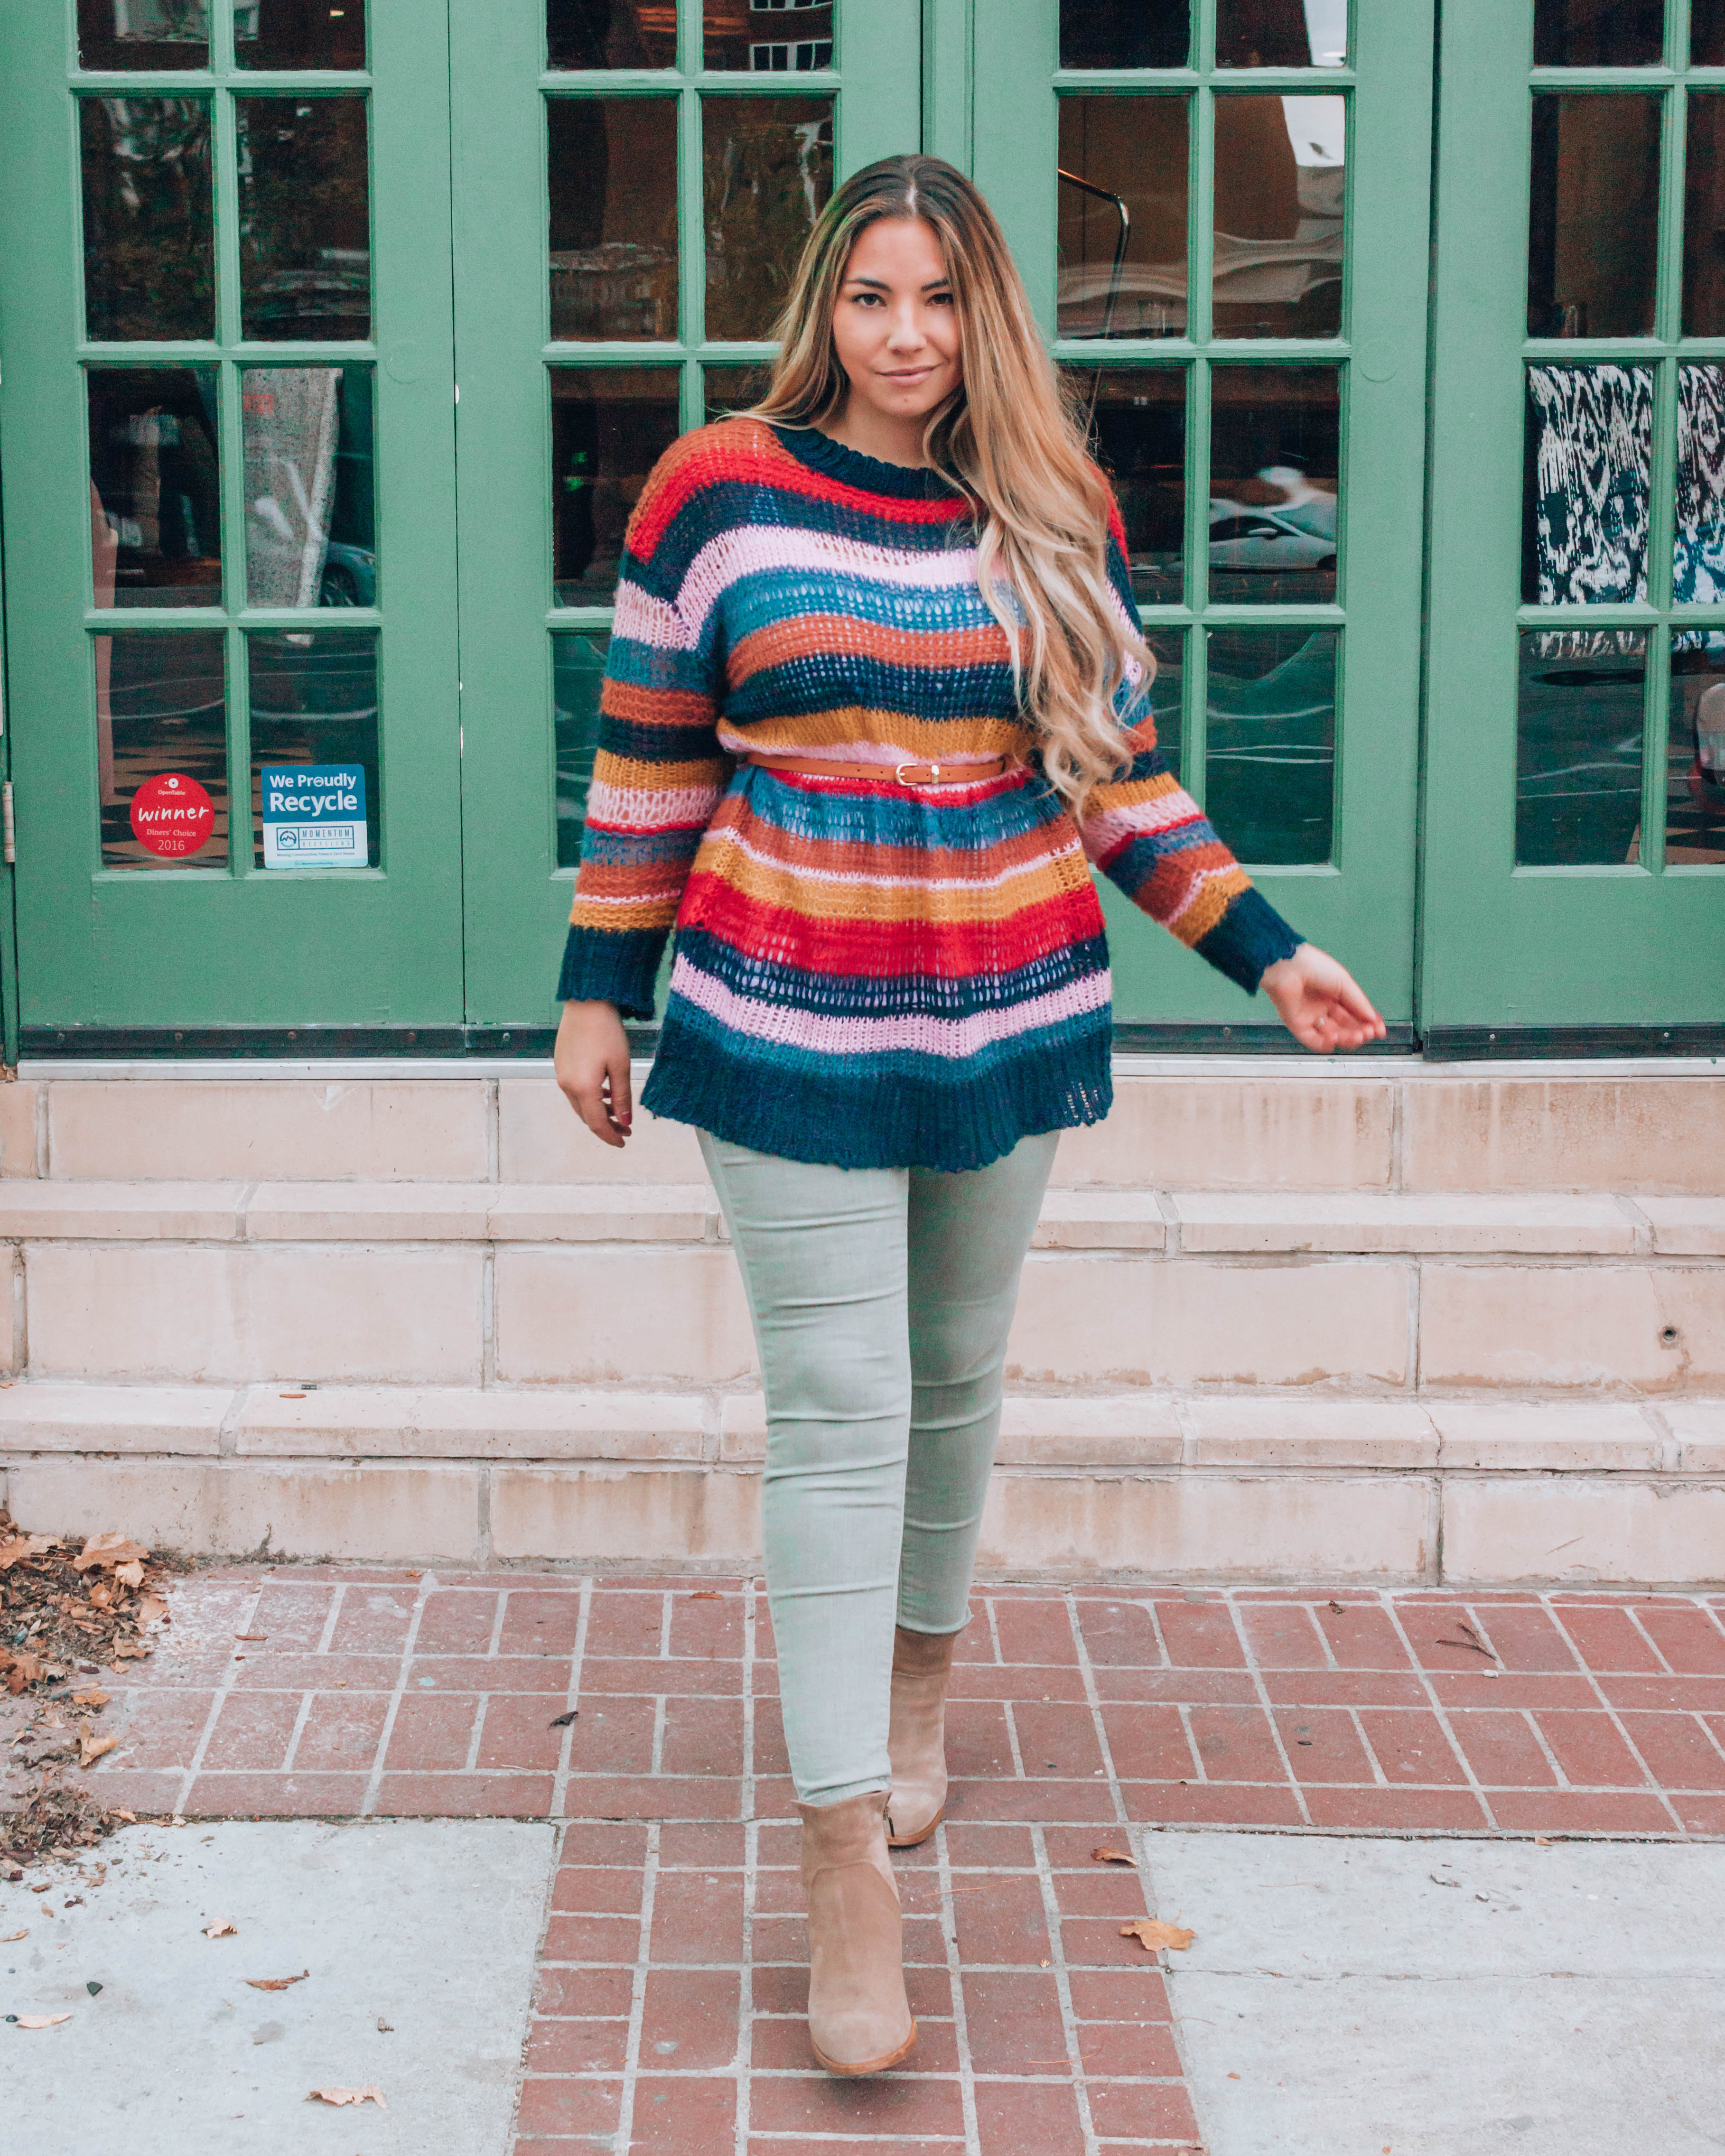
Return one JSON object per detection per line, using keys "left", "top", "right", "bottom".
{"left": 0, "top": 0, "right": 464, "bottom": 1030}
{"left": 1423, "top": 0, "right": 1725, "bottom": 1028}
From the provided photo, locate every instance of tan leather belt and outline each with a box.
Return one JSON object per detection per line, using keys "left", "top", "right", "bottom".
{"left": 743, "top": 752, "right": 1021, "bottom": 788}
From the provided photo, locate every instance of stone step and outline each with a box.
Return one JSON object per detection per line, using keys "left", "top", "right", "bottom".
{"left": 0, "top": 1384, "right": 1720, "bottom": 1585}
{"left": 8, "top": 1060, "right": 1725, "bottom": 1192}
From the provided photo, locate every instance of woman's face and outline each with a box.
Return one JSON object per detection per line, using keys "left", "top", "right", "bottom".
{"left": 830, "top": 215, "right": 963, "bottom": 424}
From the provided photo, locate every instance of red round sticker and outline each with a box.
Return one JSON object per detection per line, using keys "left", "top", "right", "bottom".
{"left": 130, "top": 772, "right": 215, "bottom": 858}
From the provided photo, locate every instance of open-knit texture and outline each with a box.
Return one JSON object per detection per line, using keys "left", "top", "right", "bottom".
{"left": 558, "top": 418, "right": 1301, "bottom": 1171}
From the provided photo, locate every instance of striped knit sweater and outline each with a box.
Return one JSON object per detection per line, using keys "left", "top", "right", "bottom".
{"left": 558, "top": 418, "right": 1300, "bottom": 1171}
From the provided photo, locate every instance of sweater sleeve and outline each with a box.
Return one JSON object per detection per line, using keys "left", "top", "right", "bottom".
{"left": 555, "top": 436, "right": 734, "bottom": 1019}
{"left": 1074, "top": 508, "right": 1303, "bottom": 995}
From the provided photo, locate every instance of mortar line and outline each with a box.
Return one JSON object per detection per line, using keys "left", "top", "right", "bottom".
{"left": 1377, "top": 1591, "right": 1501, "bottom": 1828}
{"left": 1346, "top": 1704, "right": 1390, "bottom": 1787}
{"left": 464, "top": 1692, "right": 488, "bottom": 1773}
{"left": 658, "top": 1586, "right": 674, "bottom": 1661}
{"left": 1622, "top": 1600, "right": 1677, "bottom": 1673}
{"left": 1000, "top": 1697, "right": 1028, "bottom": 1781}
{"left": 1137, "top": 1591, "right": 1173, "bottom": 1666}
{"left": 984, "top": 1592, "right": 1005, "bottom": 1665}
{"left": 1175, "top": 1701, "right": 1205, "bottom": 1782}
{"left": 487, "top": 1582, "right": 510, "bottom": 1658}
{"left": 1066, "top": 1586, "right": 1130, "bottom": 1825}
{"left": 278, "top": 1686, "right": 316, "bottom": 1774}
{"left": 359, "top": 1571, "right": 435, "bottom": 1816}
{"left": 734, "top": 1575, "right": 758, "bottom": 2156}
{"left": 1541, "top": 1593, "right": 1688, "bottom": 1833}
{"left": 1225, "top": 1590, "right": 1313, "bottom": 1827}
{"left": 174, "top": 1579, "right": 266, "bottom": 1810}
{"left": 1029, "top": 1820, "right": 1103, "bottom": 2156}
{"left": 650, "top": 1692, "right": 668, "bottom": 1778}
{"left": 932, "top": 1821, "right": 983, "bottom": 2156}
{"left": 550, "top": 1574, "right": 594, "bottom": 1818}
{"left": 613, "top": 1819, "right": 662, "bottom": 2156}
{"left": 311, "top": 1580, "right": 345, "bottom": 1656}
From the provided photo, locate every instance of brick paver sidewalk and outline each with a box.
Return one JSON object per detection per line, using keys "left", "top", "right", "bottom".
{"left": 89, "top": 1574, "right": 1725, "bottom": 2154}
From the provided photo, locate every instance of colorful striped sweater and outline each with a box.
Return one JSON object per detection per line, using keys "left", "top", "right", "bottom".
{"left": 558, "top": 418, "right": 1300, "bottom": 1171}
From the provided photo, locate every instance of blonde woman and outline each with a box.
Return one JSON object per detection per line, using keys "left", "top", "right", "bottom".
{"left": 555, "top": 155, "right": 1382, "bottom": 2077}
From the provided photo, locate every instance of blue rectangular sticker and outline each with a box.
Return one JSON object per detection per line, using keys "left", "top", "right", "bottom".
{"left": 260, "top": 765, "right": 367, "bottom": 869}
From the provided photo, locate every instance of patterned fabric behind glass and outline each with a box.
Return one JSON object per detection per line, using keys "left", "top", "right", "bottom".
{"left": 1676, "top": 363, "right": 1725, "bottom": 610}
{"left": 1528, "top": 364, "right": 1652, "bottom": 604}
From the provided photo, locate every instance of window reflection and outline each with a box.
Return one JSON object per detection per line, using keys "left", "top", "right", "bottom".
{"left": 702, "top": 96, "right": 832, "bottom": 340}
{"left": 98, "top": 630, "right": 229, "bottom": 869}
{"left": 234, "top": 1, "right": 367, "bottom": 69}
{"left": 248, "top": 632, "right": 380, "bottom": 867}
{"left": 78, "top": 0, "right": 210, "bottom": 69}
{"left": 1516, "top": 630, "right": 1646, "bottom": 866}
{"left": 88, "top": 368, "right": 222, "bottom": 608}
{"left": 1683, "top": 96, "right": 1725, "bottom": 338}
{"left": 1523, "top": 364, "right": 1652, "bottom": 604}
{"left": 547, "top": 0, "right": 677, "bottom": 69}
{"left": 1057, "top": 97, "right": 1189, "bottom": 340}
{"left": 553, "top": 632, "right": 608, "bottom": 868}
{"left": 1696, "top": 0, "right": 1725, "bottom": 67}
{"left": 549, "top": 98, "right": 680, "bottom": 341}
{"left": 1068, "top": 367, "right": 1185, "bottom": 603}
{"left": 552, "top": 369, "right": 681, "bottom": 604}
{"left": 1534, "top": 0, "right": 1663, "bottom": 67}
{"left": 703, "top": 362, "right": 772, "bottom": 423}
{"left": 1205, "top": 628, "right": 1337, "bottom": 864}
{"left": 236, "top": 97, "right": 372, "bottom": 340}
{"left": 1210, "top": 366, "right": 1339, "bottom": 603}
{"left": 243, "top": 367, "right": 375, "bottom": 608}
{"left": 706, "top": 0, "right": 833, "bottom": 73}
{"left": 1139, "top": 631, "right": 1185, "bottom": 784}
{"left": 1668, "top": 636, "right": 1725, "bottom": 865}
{"left": 80, "top": 97, "right": 214, "bottom": 342}
{"left": 1528, "top": 94, "right": 1660, "bottom": 339}
{"left": 1212, "top": 95, "right": 1343, "bottom": 339}
{"left": 1216, "top": 0, "right": 1349, "bottom": 69}
{"left": 1058, "top": 0, "right": 1188, "bottom": 69}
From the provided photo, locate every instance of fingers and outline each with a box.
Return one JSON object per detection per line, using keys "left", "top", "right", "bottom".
{"left": 608, "top": 1053, "right": 634, "bottom": 1134}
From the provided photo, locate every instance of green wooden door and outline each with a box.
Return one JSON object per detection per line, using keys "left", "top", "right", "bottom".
{"left": 971, "top": 0, "right": 1432, "bottom": 1040}
{"left": 0, "top": 0, "right": 464, "bottom": 1044}
{"left": 1423, "top": 0, "right": 1725, "bottom": 1049}
{"left": 451, "top": 0, "right": 920, "bottom": 1029}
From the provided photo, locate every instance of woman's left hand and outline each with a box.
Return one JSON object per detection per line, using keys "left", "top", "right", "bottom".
{"left": 1259, "top": 944, "right": 1386, "bottom": 1054}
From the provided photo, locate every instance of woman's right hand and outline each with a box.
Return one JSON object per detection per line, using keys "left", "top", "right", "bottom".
{"left": 555, "top": 999, "right": 634, "bottom": 1147}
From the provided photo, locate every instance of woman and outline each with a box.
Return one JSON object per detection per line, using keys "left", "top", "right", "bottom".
{"left": 554, "top": 155, "right": 1383, "bottom": 2079}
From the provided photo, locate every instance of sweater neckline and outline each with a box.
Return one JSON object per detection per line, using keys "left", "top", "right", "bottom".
{"left": 772, "top": 424, "right": 971, "bottom": 509}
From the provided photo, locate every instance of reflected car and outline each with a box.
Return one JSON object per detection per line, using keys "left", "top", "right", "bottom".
{"left": 318, "top": 542, "right": 376, "bottom": 607}
{"left": 1207, "top": 502, "right": 1337, "bottom": 575}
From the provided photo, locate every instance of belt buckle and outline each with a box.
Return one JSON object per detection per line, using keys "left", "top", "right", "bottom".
{"left": 895, "top": 761, "right": 941, "bottom": 787}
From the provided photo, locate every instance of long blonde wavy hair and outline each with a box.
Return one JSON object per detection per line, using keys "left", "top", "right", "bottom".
{"left": 745, "top": 154, "right": 1153, "bottom": 816}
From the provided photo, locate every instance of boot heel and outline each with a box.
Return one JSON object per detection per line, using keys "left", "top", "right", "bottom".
{"left": 799, "top": 1792, "right": 916, "bottom": 2077}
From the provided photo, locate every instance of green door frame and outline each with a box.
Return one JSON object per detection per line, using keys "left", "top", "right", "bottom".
{"left": 0, "top": 0, "right": 463, "bottom": 1045}
{"left": 1422, "top": 0, "right": 1725, "bottom": 1049}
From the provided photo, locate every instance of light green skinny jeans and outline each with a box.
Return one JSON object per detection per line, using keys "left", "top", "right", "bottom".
{"left": 699, "top": 1129, "right": 1059, "bottom": 1807}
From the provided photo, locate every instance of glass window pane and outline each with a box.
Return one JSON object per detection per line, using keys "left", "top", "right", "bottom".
{"left": 1695, "top": 0, "right": 1725, "bottom": 66}
{"left": 78, "top": 0, "right": 210, "bottom": 69}
{"left": 553, "top": 632, "right": 608, "bottom": 867}
{"left": 1059, "top": 1, "right": 1188, "bottom": 68}
{"left": 99, "top": 630, "right": 229, "bottom": 868}
{"left": 1535, "top": 0, "right": 1664, "bottom": 67}
{"left": 1668, "top": 635, "right": 1725, "bottom": 864}
{"left": 1212, "top": 94, "right": 1344, "bottom": 339}
{"left": 552, "top": 368, "right": 681, "bottom": 604}
{"left": 702, "top": 95, "right": 832, "bottom": 340}
{"left": 1209, "top": 364, "right": 1338, "bottom": 604}
{"left": 234, "top": 0, "right": 367, "bottom": 69}
{"left": 1683, "top": 95, "right": 1725, "bottom": 337}
{"left": 703, "top": 362, "right": 772, "bottom": 422}
{"left": 1140, "top": 630, "right": 1184, "bottom": 784}
{"left": 1058, "top": 96, "right": 1189, "bottom": 340}
{"left": 80, "top": 97, "right": 214, "bottom": 342}
{"left": 1516, "top": 629, "right": 1646, "bottom": 865}
{"left": 706, "top": 0, "right": 833, "bottom": 73}
{"left": 243, "top": 366, "right": 375, "bottom": 607}
{"left": 1217, "top": 0, "right": 1350, "bottom": 69}
{"left": 249, "top": 632, "right": 380, "bottom": 867}
{"left": 549, "top": 97, "right": 679, "bottom": 341}
{"left": 1205, "top": 627, "right": 1336, "bottom": 864}
{"left": 549, "top": 1, "right": 676, "bottom": 69}
{"left": 1523, "top": 363, "right": 1652, "bottom": 604}
{"left": 88, "top": 367, "right": 222, "bottom": 609}
{"left": 1068, "top": 366, "right": 1185, "bottom": 602}
{"left": 236, "top": 96, "right": 372, "bottom": 341}
{"left": 1528, "top": 94, "right": 1660, "bottom": 338}
{"left": 1678, "top": 364, "right": 1725, "bottom": 611}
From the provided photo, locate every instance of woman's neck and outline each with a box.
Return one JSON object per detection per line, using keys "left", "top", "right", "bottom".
{"left": 816, "top": 399, "right": 929, "bottom": 470}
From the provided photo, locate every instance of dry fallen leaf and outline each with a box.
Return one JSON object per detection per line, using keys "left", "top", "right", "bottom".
{"left": 72, "top": 1533, "right": 150, "bottom": 1574}
{"left": 0, "top": 1533, "right": 56, "bottom": 1571}
{"left": 307, "top": 2086, "right": 387, "bottom": 2109}
{"left": 72, "top": 1686, "right": 110, "bottom": 1710}
{"left": 137, "top": 1595, "right": 169, "bottom": 1628}
{"left": 114, "top": 1561, "right": 144, "bottom": 1589}
{"left": 548, "top": 1709, "right": 578, "bottom": 1729}
{"left": 1534, "top": 1835, "right": 1552, "bottom": 1848}
{"left": 15, "top": 2014, "right": 72, "bottom": 2029}
{"left": 1, "top": 1930, "right": 26, "bottom": 1942}
{"left": 1120, "top": 1918, "right": 1195, "bottom": 1953}
{"left": 246, "top": 1970, "right": 309, "bottom": 1993}
{"left": 203, "top": 1919, "right": 238, "bottom": 1939}
{"left": 689, "top": 1590, "right": 723, "bottom": 1600}
{"left": 78, "top": 1732, "right": 118, "bottom": 1770}
{"left": 110, "top": 1809, "right": 137, "bottom": 1824}
{"left": 1091, "top": 1845, "right": 1137, "bottom": 1866}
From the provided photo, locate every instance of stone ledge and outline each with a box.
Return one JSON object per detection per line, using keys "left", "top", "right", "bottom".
{"left": 235, "top": 1384, "right": 709, "bottom": 1459}
{"left": 1168, "top": 1190, "right": 1641, "bottom": 1255}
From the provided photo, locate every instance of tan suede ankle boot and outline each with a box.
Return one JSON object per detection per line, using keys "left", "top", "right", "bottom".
{"left": 798, "top": 1791, "right": 916, "bottom": 2076}
{"left": 885, "top": 1625, "right": 957, "bottom": 1847}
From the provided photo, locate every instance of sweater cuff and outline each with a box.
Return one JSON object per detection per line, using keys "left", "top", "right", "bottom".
{"left": 555, "top": 925, "right": 667, "bottom": 1022}
{"left": 1194, "top": 887, "right": 1303, "bottom": 996}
